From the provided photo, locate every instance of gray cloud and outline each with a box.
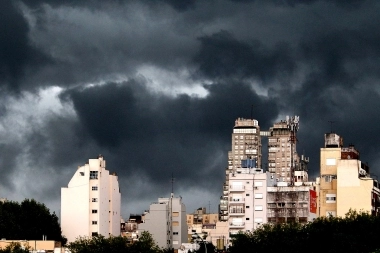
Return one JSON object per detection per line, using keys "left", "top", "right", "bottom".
{"left": 0, "top": 0, "right": 379, "bottom": 217}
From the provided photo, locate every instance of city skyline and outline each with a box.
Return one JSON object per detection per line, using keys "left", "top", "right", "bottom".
{"left": 0, "top": 0, "right": 380, "bottom": 219}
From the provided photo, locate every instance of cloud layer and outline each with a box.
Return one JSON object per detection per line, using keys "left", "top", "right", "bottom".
{"left": 0, "top": 0, "right": 380, "bottom": 217}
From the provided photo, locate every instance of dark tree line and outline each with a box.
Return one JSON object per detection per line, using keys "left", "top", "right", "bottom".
{"left": 68, "top": 231, "right": 173, "bottom": 253}
{"left": 0, "top": 199, "right": 66, "bottom": 244}
{"left": 229, "top": 210, "right": 380, "bottom": 253}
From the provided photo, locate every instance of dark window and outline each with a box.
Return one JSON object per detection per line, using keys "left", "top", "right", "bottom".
{"left": 92, "top": 210, "right": 98, "bottom": 214}
{"left": 90, "top": 171, "right": 98, "bottom": 179}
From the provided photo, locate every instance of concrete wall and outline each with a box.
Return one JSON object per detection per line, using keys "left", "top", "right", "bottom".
{"left": 337, "top": 160, "right": 372, "bottom": 216}
{"left": 138, "top": 196, "right": 187, "bottom": 250}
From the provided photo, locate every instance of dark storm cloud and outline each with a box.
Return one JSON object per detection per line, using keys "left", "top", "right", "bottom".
{"left": 1, "top": 0, "right": 380, "bottom": 216}
{"left": 60, "top": 78, "right": 278, "bottom": 182}
{"left": 0, "top": 0, "right": 30, "bottom": 90}
{"left": 195, "top": 30, "right": 296, "bottom": 82}
{"left": 0, "top": 0, "right": 50, "bottom": 92}
{"left": 55, "top": 77, "right": 280, "bottom": 211}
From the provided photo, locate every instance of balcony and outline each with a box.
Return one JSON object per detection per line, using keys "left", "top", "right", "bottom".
{"left": 229, "top": 209, "right": 245, "bottom": 216}
{"left": 229, "top": 222, "right": 245, "bottom": 228}
{"left": 229, "top": 198, "right": 245, "bottom": 203}
{"left": 230, "top": 185, "right": 245, "bottom": 191}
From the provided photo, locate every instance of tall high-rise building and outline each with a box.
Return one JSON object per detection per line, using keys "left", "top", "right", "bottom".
{"left": 220, "top": 118, "right": 261, "bottom": 222}
{"left": 228, "top": 118, "right": 262, "bottom": 172}
{"left": 266, "top": 116, "right": 308, "bottom": 184}
{"left": 61, "top": 155, "right": 121, "bottom": 242}
{"left": 220, "top": 116, "right": 313, "bottom": 225}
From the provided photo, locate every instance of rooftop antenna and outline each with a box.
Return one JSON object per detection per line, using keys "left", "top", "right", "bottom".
{"left": 251, "top": 104, "right": 253, "bottom": 119}
{"left": 328, "top": 121, "right": 335, "bottom": 133}
{"left": 171, "top": 173, "right": 175, "bottom": 195}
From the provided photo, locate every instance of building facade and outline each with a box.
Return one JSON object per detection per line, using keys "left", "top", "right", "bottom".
{"left": 267, "top": 183, "right": 317, "bottom": 223}
{"left": 267, "top": 118, "right": 307, "bottom": 183}
{"left": 227, "top": 167, "right": 272, "bottom": 236}
{"left": 220, "top": 118, "right": 261, "bottom": 222}
{"left": 61, "top": 155, "right": 121, "bottom": 242}
{"left": 138, "top": 194, "right": 187, "bottom": 250}
{"left": 318, "top": 133, "right": 379, "bottom": 217}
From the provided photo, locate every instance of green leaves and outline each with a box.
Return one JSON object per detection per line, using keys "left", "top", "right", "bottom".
{"left": 67, "top": 232, "right": 168, "bottom": 253}
{"left": 0, "top": 242, "right": 30, "bottom": 253}
{"left": 0, "top": 199, "right": 66, "bottom": 244}
{"left": 229, "top": 210, "right": 380, "bottom": 253}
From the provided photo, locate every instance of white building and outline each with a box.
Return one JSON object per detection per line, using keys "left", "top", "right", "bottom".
{"left": 61, "top": 155, "right": 121, "bottom": 242}
{"left": 138, "top": 194, "right": 187, "bottom": 250}
{"left": 228, "top": 167, "right": 273, "bottom": 237}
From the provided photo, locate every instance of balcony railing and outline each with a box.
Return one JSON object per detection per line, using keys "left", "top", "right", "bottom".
{"left": 229, "top": 209, "right": 245, "bottom": 215}
{"left": 229, "top": 222, "right": 245, "bottom": 227}
{"left": 230, "top": 185, "right": 245, "bottom": 191}
{"left": 229, "top": 198, "right": 245, "bottom": 202}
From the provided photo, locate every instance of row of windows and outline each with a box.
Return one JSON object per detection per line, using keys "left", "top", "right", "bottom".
{"left": 233, "top": 129, "right": 257, "bottom": 134}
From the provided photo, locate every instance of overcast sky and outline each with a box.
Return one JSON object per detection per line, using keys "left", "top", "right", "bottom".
{"left": 1, "top": 0, "right": 380, "bottom": 219}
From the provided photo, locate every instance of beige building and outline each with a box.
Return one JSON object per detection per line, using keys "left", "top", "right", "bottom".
{"left": 0, "top": 240, "right": 61, "bottom": 252}
{"left": 318, "top": 133, "right": 379, "bottom": 217}
{"left": 187, "top": 208, "right": 218, "bottom": 227}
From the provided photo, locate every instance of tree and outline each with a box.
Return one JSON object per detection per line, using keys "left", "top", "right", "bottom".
{"left": 0, "top": 199, "right": 66, "bottom": 245}
{"left": 68, "top": 232, "right": 166, "bottom": 253}
{"left": 0, "top": 242, "right": 30, "bottom": 253}
{"left": 129, "top": 231, "right": 162, "bottom": 253}
{"left": 229, "top": 210, "right": 380, "bottom": 253}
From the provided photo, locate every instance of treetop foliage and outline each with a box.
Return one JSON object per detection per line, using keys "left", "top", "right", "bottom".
{"left": 0, "top": 242, "right": 30, "bottom": 253}
{"left": 67, "top": 231, "right": 173, "bottom": 253}
{"left": 229, "top": 210, "right": 380, "bottom": 253}
{"left": 0, "top": 199, "right": 66, "bottom": 244}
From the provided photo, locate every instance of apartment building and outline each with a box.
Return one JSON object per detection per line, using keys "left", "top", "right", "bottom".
{"left": 267, "top": 183, "right": 317, "bottom": 223}
{"left": 138, "top": 194, "right": 187, "bottom": 250}
{"left": 187, "top": 208, "right": 218, "bottom": 227}
{"left": 266, "top": 116, "right": 308, "bottom": 184}
{"left": 61, "top": 155, "right": 121, "bottom": 242}
{"left": 220, "top": 118, "right": 261, "bottom": 222}
{"left": 227, "top": 166, "right": 273, "bottom": 236}
{"left": 318, "top": 133, "right": 380, "bottom": 217}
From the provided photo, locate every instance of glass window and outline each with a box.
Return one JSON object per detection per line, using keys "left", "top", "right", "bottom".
{"left": 92, "top": 209, "right": 97, "bottom": 213}
{"left": 90, "top": 171, "right": 98, "bottom": 179}
{"left": 92, "top": 186, "right": 98, "bottom": 191}
{"left": 92, "top": 198, "right": 98, "bottom": 202}
{"left": 255, "top": 205, "right": 263, "bottom": 211}
{"left": 92, "top": 221, "right": 97, "bottom": 225}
